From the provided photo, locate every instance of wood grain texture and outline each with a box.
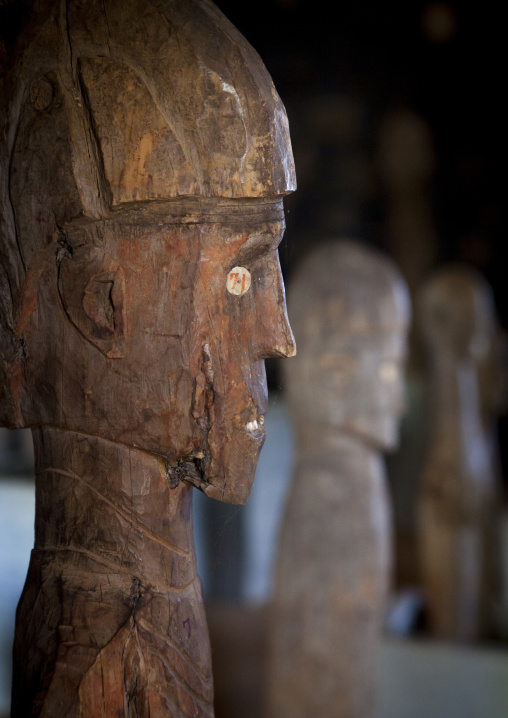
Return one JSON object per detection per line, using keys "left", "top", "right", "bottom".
{"left": 265, "top": 241, "right": 410, "bottom": 718}
{"left": 0, "top": 1, "right": 296, "bottom": 715}
{"left": 13, "top": 428, "right": 213, "bottom": 717}
{"left": 417, "top": 265, "right": 502, "bottom": 640}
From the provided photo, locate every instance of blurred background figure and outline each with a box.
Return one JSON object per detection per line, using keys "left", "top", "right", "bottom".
{"left": 417, "top": 266, "right": 503, "bottom": 640}
{"left": 265, "top": 241, "right": 410, "bottom": 718}
{"left": 376, "top": 107, "right": 437, "bottom": 300}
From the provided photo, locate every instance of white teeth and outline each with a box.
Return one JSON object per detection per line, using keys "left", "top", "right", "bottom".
{"left": 259, "top": 415, "right": 264, "bottom": 425}
{"left": 246, "top": 419, "right": 259, "bottom": 432}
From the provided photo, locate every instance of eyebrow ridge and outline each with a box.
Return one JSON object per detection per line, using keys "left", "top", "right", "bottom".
{"left": 234, "top": 229, "right": 283, "bottom": 265}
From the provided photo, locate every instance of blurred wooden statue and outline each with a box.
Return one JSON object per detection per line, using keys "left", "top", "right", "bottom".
{"left": 377, "top": 107, "right": 437, "bottom": 297}
{"left": 417, "top": 265, "right": 501, "bottom": 640}
{"left": 265, "top": 241, "right": 410, "bottom": 718}
{"left": 0, "top": 1, "right": 296, "bottom": 715}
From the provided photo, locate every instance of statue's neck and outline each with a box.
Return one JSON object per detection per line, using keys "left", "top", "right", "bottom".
{"left": 294, "top": 425, "right": 382, "bottom": 471}
{"left": 32, "top": 427, "right": 196, "bottom": 587}
{"left": 424, "top": 353, "right": 497, "bottom": 493}
{"left": 428, "top": 354, "right": 484, "bottom": 445}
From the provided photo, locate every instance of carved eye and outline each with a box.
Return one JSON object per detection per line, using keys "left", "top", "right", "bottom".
{"left": 226, "top": 266, "right": 251, "bottom": 296}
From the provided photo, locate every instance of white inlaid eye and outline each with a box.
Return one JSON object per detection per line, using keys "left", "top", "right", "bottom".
{"left": 226, "top": 266, "right": 251, "bottom": 295}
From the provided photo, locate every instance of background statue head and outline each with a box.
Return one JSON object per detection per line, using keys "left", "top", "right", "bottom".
{"left": 418, "top": 265, "right": 495, "bottom": 365}
{"left": 0, "top": 0, "right": 296, "bottom": 503}
{"left": 417, "top": 263, "right": 508, "bottom": 434}
{"left": 284, "top": 240, "right": 410, "bottom": 450}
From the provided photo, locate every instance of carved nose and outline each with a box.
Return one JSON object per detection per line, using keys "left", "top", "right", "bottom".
{"left": 256, "top": 298, "right": 297, "bottom": 359}
{"left": 264, "top": 315, "right": 296, "bottom": 359}
{"left": 280, "top": 337, "right": 297, "bottom": 358}
{"left": 253, "top": 252, "right": 296, "bottom": 360}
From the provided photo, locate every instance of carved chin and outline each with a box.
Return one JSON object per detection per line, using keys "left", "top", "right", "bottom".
{"left": 201, "top": 422, "right": 266, "bottom": 505}
{"left": 163, "top": 413, "right": 266, "bottom": 504}
{"left": 365, "top": 416, "right": 400, "bottom": 452}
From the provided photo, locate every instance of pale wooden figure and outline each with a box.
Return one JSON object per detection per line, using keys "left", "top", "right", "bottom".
{"left": 0, "top": 1, "right": 296, "bottom": 715}
{"left": 417, "top": 265, "right": 500, "bottom": 640}
{"left": 265, "top": 241, "right": 410, "bottom": 718}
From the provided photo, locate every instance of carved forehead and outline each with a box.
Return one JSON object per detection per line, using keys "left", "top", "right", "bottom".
{"left": 418, "top": 265, "right": 495, "bottom": 346}
{"left": 288, "top": 240, "right": 411, "bottom": 345}
{"left": 419, "top": 266, "right": 494, "bottom": 317}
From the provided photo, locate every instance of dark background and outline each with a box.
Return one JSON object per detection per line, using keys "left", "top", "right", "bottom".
{"left": 215, "top": 0, "right": 505, "bottom": 308}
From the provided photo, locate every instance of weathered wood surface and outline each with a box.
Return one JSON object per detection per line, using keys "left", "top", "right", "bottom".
{"left": 417, "top": 265, "right": 501, "bottom": 640}
{"left": 0, "top": 0, "right": 296, "bottom": 715}
{"left": 265, "top": 241, "right": 410, "bottom": 718}
{"left": 15, "top": 427, "right": 214, "bottom": 716}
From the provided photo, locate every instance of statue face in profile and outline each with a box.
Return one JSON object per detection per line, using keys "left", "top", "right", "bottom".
{"left": 24, "top": 206, "right": 292, "bottom": 503}
{"left": 312, "top": 326, "right": 408, "bottom": 449}
{"left": 418, "top": 266, "right": 495, "bottom": 362}
{"left": 284, "top": 240, "right": 411, "bottom": 451}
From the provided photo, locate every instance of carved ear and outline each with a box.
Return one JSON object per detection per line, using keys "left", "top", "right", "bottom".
{"left": 58, "top": 251, "right": 126, "bottom": 358}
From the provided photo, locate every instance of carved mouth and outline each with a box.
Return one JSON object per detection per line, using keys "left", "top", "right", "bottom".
{"left": 245, "top": 415, "right": 265, "bottom": 436}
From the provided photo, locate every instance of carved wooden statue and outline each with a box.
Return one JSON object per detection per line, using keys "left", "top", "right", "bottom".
{"left": 417, "top": 265, "right": 500, "bottom": 640}
{"left": 0, "top": 1, "right": 296, "bottom": 715}
{"left": 265, "top": 241, "right": 410, "bottom": 718}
